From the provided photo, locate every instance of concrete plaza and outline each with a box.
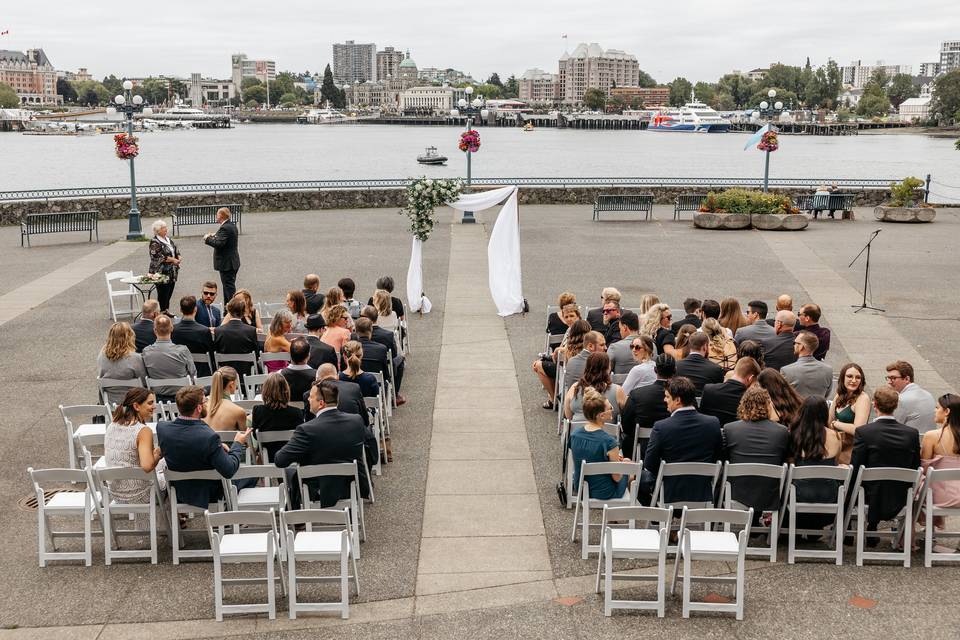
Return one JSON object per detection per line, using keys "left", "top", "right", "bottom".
{"left": 1, "top": 204, "right": 958, "bottom": 639}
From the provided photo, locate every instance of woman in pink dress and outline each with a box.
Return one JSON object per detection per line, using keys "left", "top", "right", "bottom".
{"left": 262, "top": 310, "right": 292, "bottom": 373}
{"left": 921, "top": 393, "right": 960, "bottom": 529}
{"left": 321, "top": 305, "right": 351, "bottom": 361}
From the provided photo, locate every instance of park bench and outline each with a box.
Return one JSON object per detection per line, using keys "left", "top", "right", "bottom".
{"left": 794, "top": 193, "right": 856, "bottom": 219}
{"left": 592, "top": 194, "right": 654, "bottom": 221}
{"left": 172, "top": 204, "right": 243, "bottom": 236}
{"left": 674, "top": 194, "right": 708, "bottom": 220}
{"left": 20, "top": 211, "right": 98, "bottom": 247}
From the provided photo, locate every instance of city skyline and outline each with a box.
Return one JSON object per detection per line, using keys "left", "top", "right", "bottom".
{"left": 1, "top": 1, "right": 958, "bottom": 83}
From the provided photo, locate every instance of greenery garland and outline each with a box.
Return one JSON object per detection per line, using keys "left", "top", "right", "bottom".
{"left": 401, "top": 177, "right": 464, "bottom": 241}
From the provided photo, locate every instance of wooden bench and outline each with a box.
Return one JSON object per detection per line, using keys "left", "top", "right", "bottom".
{"left": 172, "top": 204, "right": 243, "bottom": 236}
{"left": 794, "top": 193, "right": 856, "bottom": 219}
{"left": 20, "top": 211, "right": 98, "bottom": 247}
{"left": 592, "top": 194, "right": 654, "bottom": 221}
{"left": 674, "top": 194, "right": 707, "bottom": 220}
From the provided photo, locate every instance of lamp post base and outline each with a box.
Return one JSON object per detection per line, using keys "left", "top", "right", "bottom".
{"left": 461, "top": 211, "right": 476, "bottom": 224}
{"left": 126, "top": 208, "right": 144, "bottom": 240}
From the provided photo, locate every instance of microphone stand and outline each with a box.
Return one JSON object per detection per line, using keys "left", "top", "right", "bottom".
{"left": 848, "top": 229, "right": 884, "bottom": 313}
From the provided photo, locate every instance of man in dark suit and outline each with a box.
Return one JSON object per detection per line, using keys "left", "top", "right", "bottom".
{"left": 304, "top": 364, "right": 370, "bottom": 427}
{"left": 213, "top": 297, "right": 258, "bottom": 375}
{"left": 203, "top": 207, "right": 240, "bottom": 303}
{"left": 620, "top": 353, "right": 675, "bottom": 460}
{"left": 675, "top": 333, "right": 723, "bottom": 394}
{"left": 171, "top": 295, "right": 214, "bottom": 376}
{"left": 642, "top": 376, "right": 723, "bottom": 505}
{"left": 356, "top": 317, "right": 405, "bottom": 404}
{"left": 795, "top": 303, "right": 831, "bottom": 361}
{"left": 280, "top": 338, "right": 316, "bottom": 402}
{"left": 586, "top": 287, "right": 620, "bottom": 332}
{"left": 849, "top": 387, "right": 921, "bottom": 533}
{"left": 360, "top": 306, "right": 399, "bottom": 356}
{"left": 133, "top": 300, "right": 160, "bottom": 352}
{"left": 275, "top": 380, "right": 373, "bottom": 509}
{"left": 303, "top": 313, "right": 338, "bottom": 371}
{"left": 760, "top": 309, "right": 799, "bottom": 372}
{"left": 194, "top": 281, "right": 222, "bottom": 330}
{"left": 671, "top": 298, "right": 703, "bottom": 333}
{"left": 302, "top": 274, "right": 323, "bottom": 314}
{"left": 699, "top": 357, "right": 760, "bottom": 427}
{"left": 157, "top": 386, "right": 251, "bottom": 509}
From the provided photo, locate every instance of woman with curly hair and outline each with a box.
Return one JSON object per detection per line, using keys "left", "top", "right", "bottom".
{"left": 640, "top": 303, "right": 675, "bottom": 356}
{"left": 703, "top": 317, "right": 737, "bottom": 372}
{"left": 724, "top": 386, "right": 790, "bottom": 511}
{"left": 533, "top": 318, "right": 591, "bottom": 410}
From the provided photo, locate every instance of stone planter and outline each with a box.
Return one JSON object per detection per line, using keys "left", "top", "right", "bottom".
{"left": 751, "top": 213, "right": 809, "bottom": 231}
{"left": 873, "top": 205, "right": 936, "bottom": 223}
{"left": 693, "top": 212, "right": 751, "bottom": 230}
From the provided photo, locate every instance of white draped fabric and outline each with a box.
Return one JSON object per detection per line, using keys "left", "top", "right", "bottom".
{"left": 405, "top": 237, "right": 431, "bottom": 313}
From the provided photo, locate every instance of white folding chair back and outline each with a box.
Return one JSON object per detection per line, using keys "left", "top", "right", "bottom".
{"left": 845, "top": 466, "right": 922, "bottom": 567}
{"left": 259, "top": 302, "right": 287, "bottom": 322}
{"left": 297, "top": 462, "right": 365, "bottom": 557}
{"left": 242, "top": 373, "right": 270, "bottom": 400}
{"left": 571, "top": 460, "right": 642, "bottom": 558}
{"left": 720, "top": 462, "right": 789, "bottom": 562}
{"left": 233, "top": 399, "right": 262, "bottom": 414}
{"left": 228, "top": 465, "right": 288, "bottom": 514}
{"left": 282, "top": 509, "right": 359, "bottom": 619}
{"left": 924, "top": 467, "right": 960, "bottom": 566}
{"left": 214, "top": 351, "right": 260, "bottom": 375}
{"left": 59, "top": 404, "right": 110, "bottom": 468}
{"left": 191, "top": 351, "right": 214, "bottom": 373}
{"left": 631, "top": 427, "right": 653, "bottom": 464}
{"left": 165, "top": 469, "right": 231, "bottom": 563}
{"left": 145, "top": 375, "right": 193, "bottom": 399}
{"left": 786, "top": 464, "right": 851, "bottom": 565}
{"left": 97, "top": 376, "right": 145, "bottom": 406}
{"left": 254, "top": 429, "right": 295, "bottom": 464}
{"left": 364, "top": 397, "right": 384, "bottom": 476}
{"left": 105, "top": 270, "right": 138, "bottom": 321}
{"left": 159, "top": 401, "right": 179, "bottom": 421}
{"left": 96, "top": 465, "right": 168, "bottom": 564}
{"left": 259, "top": 351, "right": 292, "bottom": 373}
{"left": 651, "top": 461, "right": 722, "bottom": 511}
{"left": 28, "top": 467, "right": 97, "bottom": 567}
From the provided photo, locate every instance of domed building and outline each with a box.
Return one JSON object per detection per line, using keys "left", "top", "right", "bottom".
{"left": 398, "top": 51, "right": 419, "bottom": 86}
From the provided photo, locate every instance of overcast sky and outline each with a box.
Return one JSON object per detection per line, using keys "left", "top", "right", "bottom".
{"left": 2, "top": 1, "right": 956, "bottom": 83}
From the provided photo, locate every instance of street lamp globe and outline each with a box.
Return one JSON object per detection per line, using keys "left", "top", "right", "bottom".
{"left": 767, "top": 89, "right": 777, "bottom": 99}
{"left": 114, "top": 94, "right": 125, "bottom": 105}
{"left": 774, "top": 101, "right": 783, "bottom": 110}
{"left": 122, "top": 80, "right": 133, "bottom": 91}
{"left": 464, "top": 86, "right": 474, "bottom": 95}
{"left": 132, "top": 95, "right": 144, "bottom": 106}
{"left": 480, "top": 108, "right": 490, "bottom": 119}
{"left": 457, "top": 98, "right": 467, "bottom": 108}
{"left": 759, "top": 101, "right": 769, "bottom": 110}
{"left": 471, "top": 98, "right": 482, "bottom": 109}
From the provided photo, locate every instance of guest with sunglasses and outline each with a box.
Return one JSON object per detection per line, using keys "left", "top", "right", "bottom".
{"left": 195, "top": 281, "right": 222, "bottom": 331}
{"left": 620, "top": 334, "right": 656, "bottom": 393}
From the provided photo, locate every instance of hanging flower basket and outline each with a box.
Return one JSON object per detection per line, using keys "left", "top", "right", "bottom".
{"left": 458, "top": 129, "right": 481, "bottom": 153}
{"left": 400, "top": 177, "right": 464, "bottom": 241}
{"left": 114, "top": 133, "right": 139, "bottom": 160}
{"left": 757, "top": 130, "right": 778, "bottom": 152}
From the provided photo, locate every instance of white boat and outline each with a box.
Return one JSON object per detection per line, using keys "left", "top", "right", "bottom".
{"left": 649, "top": 93, "right": 731, "bottom": 133}
{"left": 416, "top": 146, "right": 448, "bottom": 165}
{"left": 298, "top": 108, "right": 349, "bottom": 124}
{"left": 165, "top": 106, "right": 206, "bottom": 116}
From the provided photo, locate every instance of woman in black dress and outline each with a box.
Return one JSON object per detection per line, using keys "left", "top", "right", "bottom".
{"left": 148, "top": 219, "right": 180, "bottom": 315}
{"left": 252, "top": 374, "right": 304, "bottom": 462}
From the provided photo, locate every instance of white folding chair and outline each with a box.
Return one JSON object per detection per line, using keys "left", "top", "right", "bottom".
{"left": 190, "top": 351, "right": 214, "bottom": 375}
{"left": 97, "top": 376, "right": 145, "bottom": 406}
{"left": 228, "top": 465, "right": 288, "bottom": 514}
{"left": 214, "top": 352, "right": 260, "bottom": 376}
{"left": 166, "top": 469, "right": 231, "bottom": 563}
{"left": 254, "top": 429, "right": 295, "bottom": 464}
{"left": 786, "top": 464, "right": 851, "bottom": 565}
{"left": 259, "top": 352, "right": 292, "bottom": 373}
{"left": 370, "top": 372, "right": 392, "bottom": 435}
{"left": 233, "top": 399, "right": 262, "bottom": 414}
{"left": 595, "top": 505, "right": 671, "bottom": 617}
{"left": 158, "top": 401, "right": 179, "bottom": 421}
{"left": 59, "top": 404, "right": 111, "bottom": 468}
{"left": 282, "top": 509, "right": 359, "bottom": 620}
{"left": 105, "top": 270, "right": 138, "bottom": 321}
{"left": 720, "top": 462, "right": 789, "bottom": 562}
{"left": 193, "top": 375, "right": 213, "bottom": 392}
{"left": 671, "top": 507, "right": 753, "bottom": 620}
{"left": 924, "top": 468, "right": 960, "bottom": 566}
{"left": 399, "top": 318, "right": 410, "bottom": 356}
{"left": 844, "top": 466, "right": 922, "bottom": 567}
{"left": 297, "top": 463, "right": 365, "bottom": 558}
{"left": 206, "top": 509, "right": 285, "bottom": 621}
{"left": 630, "top": 427, "right": 653, "bottom": 465}
{"left": 364, "top": 397, "right": 384, "bottom": 476}
{"left": 242, "top": 373, "right": 270, "bottom": 400}
{"left": 260, "top": 302, "right": 287, "bottom": 322}
{"left": 28, "top": 467, "right": 97, "bottom": 567}
{"left": 651, "top": 461, "right": 722, "bottom": 512}
{"left": 571, "top": 461, "right": 642, "bottom": 558}
{"left": 145, "top": 375, "right": 193, "bottom": 401}
{"left": 96, "top": 465, "right": 168, "bottom": 564}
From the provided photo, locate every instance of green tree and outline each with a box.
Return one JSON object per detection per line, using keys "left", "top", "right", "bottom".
{"left": 102, "top": 75, "right": 123, "bottom": 98}
{"left": 0, "top": 82, "right": 18, "bottom": 108}
{"left": 693, "top": 81, "right": 716, "bottom": 104}
{"left": 82, "top": 87, "right": 101, "bottom": 106}
{"left": 931, "top": 69, "right": 960, "bottom": 125}
{"left": 241, "top": 77, "right": 262, "bottom": 91}
{"left": 869, "top": 67, "right": 890, "bottom": 89}
{"left": 824, "top": 59, "right": 843, "bottom": 108}
{"left": 637, "top": 69, "right": 657, "bottom": 88}
{"left": 244, "top": 85, "right": 267, "bottom": 105}
{"left": 503, "top": 74, "right": 519, "bottom": 98}
{"left": 607, "top": 94, "right": 628, "bottom": 113}
{"left": 279, "top": 92, "right": 299, "bottom": 107}
{"left": 857, "top": 93, "right": 890, "bottom": 117}
{"left": 486, "top": 73, "right": 503, "bottom": 87}
{"left": 169, "top": 79, "right": 187, "bottom": 102}
{"left": 582, "top": 88, "right": 606, "bottom": 110}
{"left": 764, "top": 64, "right": 803, "bottom": 95}
{"left": 716, "top": 74, "right": 755, "bottom": 108}
{"left": 668, "top": 77, "right": 692, "bottom": 106}
{"left": 319, "top": 64, "right": 345, "bottom": 108}
{"left": 472, "top": 83, "right": 502, "bottom": 99}
{"left": 887, "top": 73, "right": 918, "bottom": 109}
{"left": 56, "top": 78, "right": 77, "bottom": 103}
{"left": 799, "top": 58, "right": 814, "bottom": 106}
{"left": 748, "top": 87, "right": 798, "bottom": 110}
{"left": 134, "top": 77, "right": 169, "bottom": 105}
{"left": 270, "top": 71, "right": 296, "bottom": 98}
{"left": 713, "top": 93, "right": 737, "bottom": 111}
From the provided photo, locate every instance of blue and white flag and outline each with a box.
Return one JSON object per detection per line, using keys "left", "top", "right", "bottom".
{"left": 744, "top": 123, "right": 770, "bottom": 151}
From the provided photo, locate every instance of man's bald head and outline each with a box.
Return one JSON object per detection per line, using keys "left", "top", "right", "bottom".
{"left": 776, "top": 294, "right": 793, "bottom": 311}
{"left": 317, "top": 363, "right": 338, "bottom": 380}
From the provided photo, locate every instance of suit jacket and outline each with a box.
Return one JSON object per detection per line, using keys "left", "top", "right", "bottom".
{"left": 371, "top": 325, "right": 399, "bottom": 358}
{"left": 133, "top": 319, "right": 156, "bottom": 353}
{"left": 735, "top": 319, "right": 776, "bottom": 346}
{"left": 302, "top": 378, "right": 369, "bottom": 427}
{"left": 893, "top": 383, "right": 937, "bottom": 434}
{"left": 643, "top": 408, "right": 723, "bottom": 504}
{"left": 562, "top": 350, "right": 590, "bottom": 392}
{"left": 608, "top": 333, "right": 640, "bottom": 374}
{"left": 305, "top": 334, "right": 339, "bottom": 371}
{"left": 142, "top": 339, "right": 197, "bottom": 397}
{"left": 781, "top": 356, "right": 833, "bottom": 398}
{"left": 699, "top": 379, "right": 747, "bottom": 427}
{"left": 157, "top": 417, "right": 243, "bottom": 509}
{"left": 195, "top": 301, "right": 222, "bottom": 330}
{"left": 620, "top": 379, "right": 670, "bottom": 460}
{"left": 280, "top": 365, "right": 316, "bottom": 402}
{"left": 172, "top": 317, "right": 214, "bottom": 376}
{"left": 213, "top": 319, "right": 259, "bottom": 375}
{"left": 604, "top": 318, "right": 622, "bottom": 346}
{"left": 273, "top": 408, "right": 373, "bottom": 507}
{"left": 671, "top": 313, "right": 702, "bottom": 334}
{"left": 675, "top": 353, "right": 723, "bottom": 394}
{"left": 358, "top": 336, "right": 391, "bottom": 381}
{"left": 850, "top": 417, "right": 921, "bottom": 523}
{"left": 204, "top": 220, "right": 240, "bottom": 271}
{"left": 723, "top": 419, "right": 790, "bottom": 510}
{"left": 586, "top": 307, "right": 605, "bottom": 332}
{"left": 303, "top": 289, "right": 324, "bottom": 314}
{"left": 760, "top": 332, "right": 798, "bottom": 371}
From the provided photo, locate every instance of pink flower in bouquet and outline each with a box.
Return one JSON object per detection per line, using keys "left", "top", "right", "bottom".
{"left": 757, "top": 131, "right": 778, "bottom": 152}
{"left": 459, "top": 129, "right": 481, "bottom": 153}
{"left": 114, "top": 133, "right": 140, "bottom": 160}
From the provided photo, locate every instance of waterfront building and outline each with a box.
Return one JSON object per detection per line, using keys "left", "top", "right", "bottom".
{"left": 0, "top": 48, "right": 60, "bottom": 105}
{"left": 839, "top": 87, "right": 863, "bottom": 108}
{"left": 334, "top": 40, "right": 377, "bottom": 84}
{"left": 231, "top": 53, "right": 276, "bottom": 95}
{"left": 399, "top": 86, "right": 468, "bottom": 115}
{"left": 345, "top": 79, "right": 405, "bottom": 111}
{"left": 417, "top": 67, "right": 474, "bottom": 86}
{"left": 377, "top": 47, "right": 405, "bottom": 83}
{"left": 941, "top": 41, "right": 960, "bottom": 73}
{"left": 899, "top": 96, "right": 932, "bottom": 122}
{"left": 398, "top": 52, "right": 419, "bottom": 85}
{"left": 188, "top": 73, "right": 235, "bottom": 107}
{"left": 841, "top": 60, "right": 912, "bottom": 88}
{"left": 557, "top": 43, "right": 640, "bottom": 105}
{"left": 919, "top": 62, "right": 942, "bottom": 77}
{"left": 609, "top": 86, "right": 670, "bottom": 107}
{"left": 518, "top": 68, "right": 557, "bottom": 105}
{"left": 60, "top": 67, "right": 92, "bottom": 82}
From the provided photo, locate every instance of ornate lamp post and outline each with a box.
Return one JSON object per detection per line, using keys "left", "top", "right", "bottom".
{"left": 106, "top": 80, "right": 153, "bottom": 240}
{"left": 757, "top": 89, "right": 783, "bottom": 193}
{"left": 451, "top": 86, "right": 489, "bottom": 223}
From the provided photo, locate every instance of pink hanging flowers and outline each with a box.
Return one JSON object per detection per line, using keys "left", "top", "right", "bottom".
{"left": 114, "top": 133, "right": 139, "bottom": 160}
{"left": 757, "top": 130, "right": 778, "bottom": 152}
{"left": 459, "top": 129, "right": 481, "bottom": 153}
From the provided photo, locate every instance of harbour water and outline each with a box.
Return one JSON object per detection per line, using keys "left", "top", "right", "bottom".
{"left": 3, "top": 124, "right": 959, "bottom": 202}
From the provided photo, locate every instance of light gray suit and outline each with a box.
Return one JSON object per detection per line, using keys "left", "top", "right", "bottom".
{"left": 608, "top": 333, "right": 639, "bottom": 374}
{"left": 562, "top": 350, "right": 590, "bottom": 393}
{"left": 894, "top": 383, "right": 937, "bottom": 433}
{"left": 142, "top": 339, "right": 197, "bottom": 398}
{"left": 734, "top": 319, "right": 777, "bottom": 346}
{"left": 781, "top": 355, "right": 833, "bottom": 398}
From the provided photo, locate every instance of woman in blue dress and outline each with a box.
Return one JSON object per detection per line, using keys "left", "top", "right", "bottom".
{"left": 570, "top": 387, "right": 631, "bottom": 500}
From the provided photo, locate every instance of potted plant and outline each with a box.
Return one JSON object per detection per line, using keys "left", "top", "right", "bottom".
{"left": 695, "top": 189, "right": 807, "bottom": 231}
{"left": 874, "top": 176, "right": 936, "bottom": 223}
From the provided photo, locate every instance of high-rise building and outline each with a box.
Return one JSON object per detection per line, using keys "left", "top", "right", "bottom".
{"left": 841, "top": 61, "right": 912, "bottom": 88}
{"left": 918, "top": 62, "right": 942, "bottom": 77}
{"left": 0, "top": 48, "right": 60, "bottom": 105}
{"left": 188, "top": 73, "right": 236, "bottom": 107}
{"left": 231, "top": 53, "right": 276, "bottom": 94}
{"left": 333, "top": 40, "right": 377, "bottom": 84}
{"left": 940, "top": 40, "right": 960, "bottom": 73}
{"left": 518, "top": 68, "right": 557, "bottom": 105}
{"left": 376, "top": 46, "right": 404, "bottom": 82}
{"left": 557, "top": 43, "right": 640, "bottom": 105}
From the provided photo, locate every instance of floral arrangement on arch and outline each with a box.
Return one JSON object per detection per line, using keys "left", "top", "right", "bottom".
{"left": 757, "top": 130, "right": 778, "bottom": 152}
{"left": 401, "top": 177, "right": 464, "bottom": 241}
{"left": 114, "top": 133, "right": 139, "bottom": 160}
{"left": 459, "top": 129, "right": 481, "bottom": 153}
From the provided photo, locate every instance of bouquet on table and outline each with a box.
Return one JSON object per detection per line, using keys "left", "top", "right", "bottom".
{"left": 757, "top": 130, "right": 779, "bottom": 152}
{"left": 138, "top": 274, "right": 169, "bottom": 285}
{"left": 458, "top": 129, "right": 481, "bottom": 153}
{"left": 114, "top": 133, "right": 139, "bottom": 160}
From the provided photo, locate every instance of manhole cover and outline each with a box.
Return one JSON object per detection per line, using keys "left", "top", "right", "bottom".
{"left": 17, "top": 489, "right": 81, "bottom": 512}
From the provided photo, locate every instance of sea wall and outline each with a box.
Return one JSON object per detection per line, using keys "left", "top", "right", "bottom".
{"left": 0, "top": 186, "right": 893, "bottom": 226}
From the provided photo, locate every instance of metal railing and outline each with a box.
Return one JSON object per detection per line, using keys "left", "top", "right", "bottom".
{"left": 0, "top": 176, "right": 901, "bottom": 203}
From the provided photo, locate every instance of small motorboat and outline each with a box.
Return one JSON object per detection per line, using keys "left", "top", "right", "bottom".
{"left": 522, "top": 122, "right": 534, "bottom": 131}
{"left": 417, "top": 146, "right": 447, "bottom": 165}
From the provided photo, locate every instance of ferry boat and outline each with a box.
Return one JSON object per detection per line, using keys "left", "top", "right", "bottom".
{"left": 416, "top": 146, "right": 447, "bottom": 165}
{"left": 648, "top": 94, "right": 731, "bottom": 133}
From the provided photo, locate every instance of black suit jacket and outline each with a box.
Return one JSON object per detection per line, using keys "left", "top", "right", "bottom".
{"left": 586, "top": 307, "right": 605, "bottom": 332}
{"left": 274, "top": 409, "right": 373, "bottom": 507}
{"left": 157, "top": 417, "right": 243, "bottom": 509}
{"left": 213, "top": 319, "right": 258, "bottom": 375}
{"left": 699, "top": 379, "right": 747, "bottom": 427}
{"left": 850, "top": 417, "right": 921, "bottom": 523}
{"left": 723, "top": 419, "right": 790, "bottom": 510}
{"left": 675, "top": 353, "right": 724, "bottom": 393}
{"left": 303, "top": 289, "right": 324, "bottom": 314}
{"left": 760, "top": 332, "right": 798, "bottom": 372}
{"left": 302, "top": 378, "right": 369, "bottom": 427}
{"left": 620, "top": 379, "right": 671, "bottom": 460}
{"left": 305, "top": 335, "right": 338, "bottom": 371}
{"left": 604, "top": 318, "right": 622, "bottom": 346}
{"left": 133, "top": 319, "right": 156, "bottom": 353}
{"left": 371, "top": 325, "right": 399, "bottom": 358}
{"left": 280, "top": 366, "right": 317, "bottom": 402}
{"left": 358, "top": 337, "right": 391, "bottom": 381}
{"left": 671, "top": 314, "right": 702, "bottom": 334}
{"left": 172, "top": 318, "right": 214, "bottom": 376}
{"left": 643, "top": 409, "right": 723, "bottom": 504}
{"left": 204, "top": 220, "right": 240, "bottom": 271}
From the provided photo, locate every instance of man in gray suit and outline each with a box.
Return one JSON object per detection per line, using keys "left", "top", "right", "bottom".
{"left": 759, "top": 310, "right": 799, "bottom": 371}
{"left": 142, "top": 315, "right": 197, "bottom": 401}
{"left": 735, "top": 300, "right": 777, "bottom": 346}
{"left": 781, "top": 331, "right": 833, "bottom": 398}
{"left": 886, "top": 360, "right": 937, "bottom": 433}
{"left": 562, "top": 331, "right": 606, "bottom": 392}
{"left": 607, "top": 311, "right": 640, "bottom": 374}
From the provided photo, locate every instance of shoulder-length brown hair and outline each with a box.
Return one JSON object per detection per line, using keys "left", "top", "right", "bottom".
{"left": 261, "top": 373, "right": 290, "bottom": 409}
{"left": 738, "top": 386, "right": 772, "bottom": 422}
{"left": 836, "top": 362, "right": 866, "bottom": 408}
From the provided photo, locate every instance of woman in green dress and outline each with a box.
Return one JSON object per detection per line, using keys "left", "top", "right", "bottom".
{"left": 828, "top": 362, "right": 871, "bottom": 465}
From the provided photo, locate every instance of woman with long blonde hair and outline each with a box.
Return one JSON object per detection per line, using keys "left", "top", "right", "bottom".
{"left": 97, "top": 322, "right": 147, "bottom": 404}
{"left": 719, "top": 297, "right": 749, "bottom": 336}
{"left": 263, "top": 310, "right": 293, "bottom": 373}
{"left": 640, "top": 303, "right": 675, "bottom": 356}
{"left": 373, "top": 289, "right": 399, "bottom": 331}
{"left": 339, "top": 340, "right": 381, "bottom": 398}
{"left": 321, "top": 304, "right": 352, "bottom": 355}
{"left": 205, "top": 366, "right": 247, "bottom": 431}
{"left": 703, "top": 317, "right": 737, "bottom": 372}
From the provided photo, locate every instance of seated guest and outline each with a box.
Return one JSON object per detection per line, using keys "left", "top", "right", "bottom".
{"left": 157, "top": 385, "right": 250, "bottom": 510}
{"left": 373, "top": 289, "right": 399, "bottom": 331}
{"left": 700, "top": 299, "right": 729, "bottom": 336}
{"left": 796, "top": 303, "right": 830, "bottom": 360}
{"left": 321, "top": 286, "right": 347, "bottom": 321}
{"left": 886, "top": 360, "right": 937, "bottom": 434}
{"left": 700, "top": 357, "right": 760, "bottom": 427}
{"left": 601, "top": 299, "right": 622, "bottom": 347}
{"left": 232, "top": 289, "right": 262, "bottom": 331}
{"left": 719, "top": 297, "right": 749, "bottom": 338}
{"left": 262, "top": 311, "right": 293, "bottom": 373}
{"left": 142, "top": 315, "right": 196, "bottom": 401}
{"left": 133, "top": 300, "right": 160, "bottom": 352}
{"left": 304, "top": 313, "right": 338, "bottom": 370}
{"left": 195, "top": 281, "right": 222, "bottom": 330}
{"left": 790, "top": 396, "right": 844, "bottom": 530}
{"left": 302, "top": 274, "right": 324, "bottom": 314}
{"left": 321, "top": 304, "right": 352, "bottom": 357}
{"left": 304, "top": 364, "right": 369, "bottom": 426}
{"left": 641, "top": 303, "right": 675, "bottom": 356}
{"left": 725, "top": 339, "right": 765, "bottom": 381}
{"left": 757, "top": 368, "right": 804, "bottom": 427}
{"left": 360, "top": 305, "right": 406, "bottom": 395}
{"left": 533, "top": 319, "right": 590, "bottom": 410}
{"left": 104, "top": 388, "right": 163, "bottom": 505}
{"left": 97, "top": 322, "right": 147, "bottom": 404}
{"left": 781, "top": 331, "right": 832, "bottom": 398}
{"left": 675, "top": 332, "right": 723, "bottom": 393}
{"left": 642, "top": 376, "right": 723, "bottom": 505}
{"left": 563, "top": 352, "right": 625, "bottom": 423}
{"left": 279, "top": 337, "right": 316, "bottom": 401}
{"left": 673, "top": 324, "right": 697, "bottom": 360}
{"left": 204, "top": 367, "right": 248, "bottom": 432}
{"left": 214, "top": 297, "right": 258, "bottom": 376}
{"left": 340, "top": 340, "right": 381, "bottom": 398}
{"left": 735, "top": 300, "right": 776, "bottom": 345}
{"left": 562, "top": 330, "right": 607, "bottom": 394}
{"left": 570, "top": 388, "right": 632, "bottom": 500}
{"left": 829, "top": 363, "right": 871, "bottom": 464}
{"left": 285, "top": 290, "right": 309, "bottom": 334}
{"left": 702, "top": 317, "right": 738, "bottom": 372}
{"left": 760, "top": 310, "right": 799, "bottom": 371}
{"left": 274, "top": 380, "right": 373, "bottom": 508}
{"left": 338, "top": 277, "right": 363, "bottom": 320}
{"left": 547, "top": 292, "right": 577, "bottom": 335}
{"left": 620, "top": 353, "right": 675, "bottom": 460}
{"left": 621, "top": 335, "right": 656, "bottom": 393}
{"left": 608, "top": 310, "right": 640, "bottom": 374}
{"left": 765, "top": 294, "right": 793, "bottom": 327}
{"left": 638, "top": 293, "right": 660, "bottom": 317}
{"left": 671, "top": 297, "right": 703, "bottom": 333}
{"left": 366, "top": 275, "right": 406, "bottom": 321}
{"left": 252, "top": 374, "right": 304, "bottom": 462}
{"left": 921, "top": 393, "right": 960, "bottom": 527}
{"left": 587, "top": 288, "right": 621, "bottom": 332}
{"left": 356, "top": 317, "right": 403, "bottom": 403}
{"left": 723, "top": 386, "right": 791, "bottom": 513}
{"left": 172, "top": 295, "right": 214, "bottom": 376}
